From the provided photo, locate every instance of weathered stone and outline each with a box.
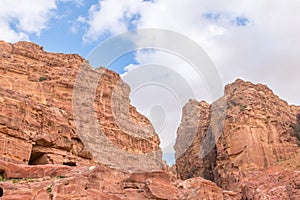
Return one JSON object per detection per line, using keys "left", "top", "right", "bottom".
{"left": 215, "top": 79, "right": 299, "bottom": 190}
{"left": 175, "top": 100, "right": 217, "bottom": 181}
{"left": 0, "top": 40, "right": 162, "bottom": 169}
{"left": 0, "top": 160, "right": 70, "bottom": 179}
{"left": 0, "top": 161, "right": 236, "bottom": 199}
{"left": 175, "top": 79, "right": 300, "bottom": 197}
{"left": 240, "top": 152, "right": 300, "bottom": 199}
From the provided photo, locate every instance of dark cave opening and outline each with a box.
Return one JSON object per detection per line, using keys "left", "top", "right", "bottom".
{"left": 63, "top": 161, "right": 77, "bottom": 166}
{"left": 28, "top": 152, "right": 48, "bottom": 165}
{"left": 0, "top": 187, "right": 3, "bottom": 197}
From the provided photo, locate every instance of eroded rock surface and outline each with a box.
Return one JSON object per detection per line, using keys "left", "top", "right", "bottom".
{"left": 240, "top": 152, "right": 300, "bottom": 199}
{"left": 0, "top": 40, "right": 161, "bottom": 168}
{"left": 2, "top": 40, "right": 298, "bottom": 199}
{"left": 175, "top": 79, "right": 300, "bottom": 197}
{"left": 0, "top": 160, "right": 237, "bottom": 200}
{"left": 174, "top": 100, "right": 217, "bottom": 181}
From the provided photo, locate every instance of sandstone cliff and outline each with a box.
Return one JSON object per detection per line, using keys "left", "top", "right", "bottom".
{"left": 2, "top": 39, "right": 298, "bottom": 199}
{"left": 175, "top": 79, "right": 300, "bottom": 198}
{"left": 0, "top": 40, "right": 161, "bottom": 169}
{"left": 0, "top": 40, "right": 238, "bottom": 199}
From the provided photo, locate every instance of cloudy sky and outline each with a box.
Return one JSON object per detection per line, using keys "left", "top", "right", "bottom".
{"left": 1, "top": 0, "right": 299, "bottom": 164}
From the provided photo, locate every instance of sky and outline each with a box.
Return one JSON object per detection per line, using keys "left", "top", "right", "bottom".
{"left": 1, "top": 0, "right": 299, "bottom": 164}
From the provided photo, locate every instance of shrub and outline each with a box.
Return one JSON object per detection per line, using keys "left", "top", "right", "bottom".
{"left": 239, "top": 105, "right": 246, "bottom": 111}
{"left": 46, "top": 187, "right": 52, "bottom": 193}
{"left": 39, "top": 76, "right": 47, "bottom": 82}
{"left": 11, "top": 178, "right": 21, "bottom": 184}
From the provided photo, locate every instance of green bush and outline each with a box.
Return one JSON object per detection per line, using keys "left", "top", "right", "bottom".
{"left": 39, "top": 76, "right": 47, "bottom": 82}
{"left": 239, "top": 105, "right": 246, "bottom": 111}
{"left": 46, "top": 187, "right": 52, "bottom": 193}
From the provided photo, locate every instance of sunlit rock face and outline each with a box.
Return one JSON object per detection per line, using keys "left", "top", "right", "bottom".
{"left": 0, "top": 41, "right": 239, "bottom": 200}
{"left": 175, "top": 79, "right": 300, "bottom": 197}
{"left": 0, "top": 40, "right": 162, "bottom": 169}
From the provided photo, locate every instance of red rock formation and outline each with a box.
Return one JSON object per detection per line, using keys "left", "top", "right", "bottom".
{"left": 0, "top": 159, "right": 71, "bottom": 180}
{"left": 0, "top": 41, "right": 89, "bottom": 165}
{"left": 0, "top": 160, "right": 237, "bottom": 200}
{"left": 175, "top": 79, "right": 300, "bottom": 197}
{"left": 240, "top": 152, "right": 300, "bottom": 199}
{"left": 0, "top": 40, "right": 161, "bottom": 169}
{"left": 174, "top": 100, "right": 217, "bottom": 181}
{"left": 215, "top": 80, "right": 299, "bottom": 190}
{"left": 4, "top": 40, "right": 297, "bottom": 199}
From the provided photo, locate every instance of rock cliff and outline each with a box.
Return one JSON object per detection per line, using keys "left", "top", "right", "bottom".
{"left": 175, "top": 79, "right": 300, "bottom": 198}
{"left": 2, "top": 39, "right": 299, "bottom": 199}
{"left": 0, "top": 40, "right": 161, "bottom": 168}
{"left": 0, "top": 40, "right": 238, "bottom": 199}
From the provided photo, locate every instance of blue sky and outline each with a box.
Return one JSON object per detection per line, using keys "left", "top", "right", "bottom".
{"left": 0, "top": 0, "right": 299, "bottom": 165}
{"left": 30, "top": 1, "right": 101, "bottom": 57}
{"left": 28, "top": 0, "right": 139, "bottom": 74}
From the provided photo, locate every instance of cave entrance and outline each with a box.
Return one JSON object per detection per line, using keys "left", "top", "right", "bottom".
{"left": 28, "top": 152, "right": 50, "bottom": 165}
{"left": 0, "top": 187, "right": 3, "bottom": 197}
{"left": 29, "top": 148, "right": 77, "bottom": 166}
{"left": 63, "top": 161, "right": 76, "bottom": 166}
{"left": 0, "top": 170, "right": 4, "bottom": 180}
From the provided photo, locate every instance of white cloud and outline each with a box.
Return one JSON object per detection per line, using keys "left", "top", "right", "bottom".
{"left": 84, "top": 0, "right": 300, "bottom": 105}
{"left": 121, "top": 51, "right": 211, "bottom": 152}
{"left": 82, "top": 0, "right": 151, "bottom": 42}
{"left": 0, "top": 0, "right": 57, "bottom": 42}
{"left": 83, "top": 0, "right": 300, "bottom": 160}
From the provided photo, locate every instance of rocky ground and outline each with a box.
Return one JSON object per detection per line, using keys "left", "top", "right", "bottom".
{"left": 0, "top": 160, "right": 237, "bottom": 200}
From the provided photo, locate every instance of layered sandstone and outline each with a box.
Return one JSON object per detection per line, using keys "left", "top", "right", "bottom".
{"left": 174, "top": 100, "right": 217, "bottom": 181}
{"left": 0, "top": 160, "right": 237, "bottom": 200}
{"left": 239, "top": 152, "right": 300, "bottom": 199}
{"left": 2, "top": 39, "right": 299, "bottom": 199}
{"left": 0, "top": 40, "right": 161, "bottom": 169}
{"left": 175, "top": 79, "right": 300, "bottom": 194}
{"left": 0, "top": 40, "right": 239, "bottom": 199}
{"left": 215, "top": 79, "right": 299, "bottom": 190}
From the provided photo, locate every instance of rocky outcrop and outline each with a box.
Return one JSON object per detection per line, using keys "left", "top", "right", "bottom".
{"left": 0, "top": 160, "right": 71, "bottom": 179}
{"left": 174, "top": 100, "right": 217, "bottom": 181}
{"left": 73, "top": 64, "right": 162, "bottom": 171}
{"left": 0, "top": 160, "right": 237, "bottom": 200}
{"left": 240, "top": 152, "right": 300, "bottom": 199}
{"left": 215, "top": 80, "right": 299, "bottom": 190}
{"left": 0, "top": 40, "right": 162, "bottom": 169}
{"left": 0, "top": 40, "right": 239, "bottom": 199}
{"left": 175, "top": 79, "right": 300, "bottom": 195}
{"left": 2, "top": 40, "right": 299, "bottom": 199}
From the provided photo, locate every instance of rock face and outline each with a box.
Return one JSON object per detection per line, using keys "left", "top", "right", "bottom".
{"left": 2, "top": 40, "right": 299, "bottom": 199}
{"left": 0, "top": 159, "right": 237, "bottom": 200}
{"left": 0, "top": 40, "right": 161, "bottom": 168}
{"left": 73, "top": 64, "right": 162, "bottom": 171}
{"left": 175, "top": 79, "right": 300, "bottom": 196}
{"left": 174, "top": 100, "right": 217, "bottom": 181}
{"left": 215, "top": 80, "right": 299, "bottom": 190}
{"left": 0, "top": 40, "right": 239, "bottom": 200}
{"left": 240, "top": 152, "right": 300, "bottom": 199}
